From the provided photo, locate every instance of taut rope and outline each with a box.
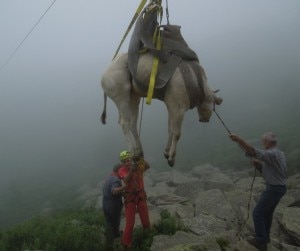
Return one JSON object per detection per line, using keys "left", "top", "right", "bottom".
{"left": 213, "top": 104, "right": 257, "bottom": 239}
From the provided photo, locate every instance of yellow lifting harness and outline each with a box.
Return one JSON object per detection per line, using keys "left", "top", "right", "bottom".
{"left": 112, "top": 0, "right": 147, "bottom": 60}
{"left": 112, "top": 0, "right": 164, "bottom": 104}
{"left": 146, "top": 5, "right": 163, "bottom": 104}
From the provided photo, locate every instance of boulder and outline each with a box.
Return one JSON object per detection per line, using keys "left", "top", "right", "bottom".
{"left": 279, "top": 207, "right": 300, "bottom": 246}
{"left": 183, "top": 213, "right": 227, "bottom": 236}
{"left": 174, "top": 180, "right": 204, "bottom": 200}
{"left": 150, "top": 231, "right": 221, "bottom": 251}
{"left": 194, "top": 189, "right": 238, "bottom": 226}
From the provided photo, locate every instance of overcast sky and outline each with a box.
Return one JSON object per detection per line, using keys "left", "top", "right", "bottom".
{"left": 0, "top": 0, "right": 300, "bottom": 189}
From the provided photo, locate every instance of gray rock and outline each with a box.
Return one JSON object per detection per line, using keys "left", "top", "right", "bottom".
{"left": 183, "top": 213, "right": 227, "bottom": 236}
{"left": 150, "top": 231, "right": 221, "bottom": 251}
{"left": 279, "top": 207, "right": 300, "bottom": 246}
{"left": 167, "top": 171, "right": 199, "bottom": 186}
{"left": 194, "top": 189, "right": 238, "bottom": 226}
{"left": 158, "top": 203, "right": 194, "bottom": 219}
{"left": 192, "top": 164, "right": 221, "bottom": 178}
{"left": 174, "top": 180, "right": 204, "bottom": 200}
{"left": 149, "top": 193, "right": 189, "bottom": 206}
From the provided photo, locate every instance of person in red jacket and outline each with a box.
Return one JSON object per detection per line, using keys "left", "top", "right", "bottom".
{"left": 118, "top": 151, "right": 150, "bottom": 250}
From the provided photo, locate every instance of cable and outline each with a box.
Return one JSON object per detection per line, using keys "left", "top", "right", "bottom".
{"left": 0, "top": 0, "right": 57, "bottom": 72}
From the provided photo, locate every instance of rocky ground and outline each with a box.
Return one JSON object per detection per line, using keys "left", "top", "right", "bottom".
{"left": 81, "top": 163, "right": 300, "bottom": 251}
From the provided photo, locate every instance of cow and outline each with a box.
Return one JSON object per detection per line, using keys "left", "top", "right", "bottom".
{"left": 100, "top": 52, "right": 222, "bottom": 167}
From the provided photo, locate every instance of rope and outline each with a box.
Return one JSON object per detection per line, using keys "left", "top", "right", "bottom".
{"left": 213, "top": 104, "right": 231, "bottom": 134}
{"left": 213, "top": 104, "right": 257, "bottom": 237}
{"left": 236, "top": 167, "right": 257, "bottom": 238}
{"left": 138, "top": 98, "right": 145, "bottom": 137}
{"left": 0, "top": 0, "right": 57, "bottom": 72}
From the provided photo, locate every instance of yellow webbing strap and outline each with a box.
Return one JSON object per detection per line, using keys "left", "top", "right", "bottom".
{"left": 112, "top": 0, "right": 147, "bottom": 60}
{"left": 146, "top": 32, "right": 161, "bottom": 105}
{"left": 146, "top": 8, "right": 163, "bottom": 105}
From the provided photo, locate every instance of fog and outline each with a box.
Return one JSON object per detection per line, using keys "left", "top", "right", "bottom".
{"left": 0, "top": 0, "right": 300, "bottom": 227}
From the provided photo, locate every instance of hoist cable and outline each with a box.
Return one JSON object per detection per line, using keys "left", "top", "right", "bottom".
{"left": 0, "top": 0, "right": 57, "bottom": 72}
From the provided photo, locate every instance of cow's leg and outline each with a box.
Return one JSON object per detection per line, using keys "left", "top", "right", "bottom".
{"left": 101, "top": 54, "right": 143, "bottom": 157}
{"left": 164, "top": 115, "right": 172, "bottom": 160}
{"left": 165, "top": 107, "right": 185, "bottom": 167}
{"left": 117, "top": 95, "right": 143, "bottom": 158}
{"left": 128, "top": 94, "right": 143, "bottom": 157}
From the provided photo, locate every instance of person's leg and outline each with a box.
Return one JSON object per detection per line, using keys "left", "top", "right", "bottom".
{"left": 111, "top": 203, "right": 123, "bottom": 238}
{"left": 103, "top": 205, "right": 114, "bottom": 251}
{"left": 137, "top": 200, "right": 150, "bottom": 229}
{"left": 252, "top": 189, "right": 271, "bottom": 244}
{"left": 265, "top": 185, "right": 286, "bottom": 240}
{"left": 122, "top": 203, "right": 136, "bottom": 248}
{"left": 253, "top": 185, "right": 286, "bottom": 244}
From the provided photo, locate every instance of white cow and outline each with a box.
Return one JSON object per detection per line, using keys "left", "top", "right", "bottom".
{"left": 100, "top": 53, "right": 222, "bottom": 167}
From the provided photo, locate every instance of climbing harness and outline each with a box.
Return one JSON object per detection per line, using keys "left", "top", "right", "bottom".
{"left": 123, "top": 157, "right": 148, "bottom": 205}
{"left": 213, "top": 104, "right": 257, "bottom": 238}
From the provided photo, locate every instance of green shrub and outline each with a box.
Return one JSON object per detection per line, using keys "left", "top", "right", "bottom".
{"left": 0, "top": 208, "right": 187, "bottom": 251}
{"left": 216, "top": 237, "right": 230, "bottom": 251}
{"left": 0, "top": 209, "right": 106, "bottom": 251}
{"left": 131, "top": 209, "right": 188, "bottom": 251}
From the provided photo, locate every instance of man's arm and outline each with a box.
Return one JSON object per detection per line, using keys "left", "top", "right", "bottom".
{"left": 229, "top": 133, "right": 256, "bottom": 156}
{"left": 112, "top": 185, "right": 127, "bottom": 195}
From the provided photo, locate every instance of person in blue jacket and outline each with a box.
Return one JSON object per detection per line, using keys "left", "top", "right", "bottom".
{"left": 102, "top": 164, "right": 127, "bottom": 249}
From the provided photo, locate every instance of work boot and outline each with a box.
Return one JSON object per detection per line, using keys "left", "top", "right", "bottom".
{"left": 247, "top": 237, "right": 267, "bottom": 251}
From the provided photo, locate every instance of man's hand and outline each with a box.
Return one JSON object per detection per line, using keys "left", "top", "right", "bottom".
{"left": 229, "top": 133, "right": 240, "bottom": 142}
{"left": 251, "top": 158, "right": 263, "bottom": 173}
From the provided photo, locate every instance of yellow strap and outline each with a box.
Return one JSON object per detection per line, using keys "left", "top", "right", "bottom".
{"left": 146, "top": 30, "right": 161, "bottom": 105}
{"left": 112, "top": 0, "right": 147, "bottom": 60}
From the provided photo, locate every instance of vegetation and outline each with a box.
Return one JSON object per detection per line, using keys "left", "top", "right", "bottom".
{"left": 0, "top": 209, "right": 187, "bottom": 251}
{"left": 216, "top": 237, "right": 230, "bottom": 251}
{"left": 0, "top": 209, "right": 105, "bottom": 251}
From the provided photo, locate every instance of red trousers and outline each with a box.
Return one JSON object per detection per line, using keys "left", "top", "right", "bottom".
{"left": 122, "top": 200, "right": 150, "bottom": 248}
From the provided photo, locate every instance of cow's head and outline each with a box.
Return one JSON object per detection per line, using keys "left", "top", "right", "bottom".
{"left": 197, "top": 90, "right": 223, "bottom": 122}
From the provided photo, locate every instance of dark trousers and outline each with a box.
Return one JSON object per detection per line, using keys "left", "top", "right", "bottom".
{"left": 103, "top": 200, "right": 123, "bottom": 238}
{"left": 252, "top": 183, "right": 286, "bottom": 244}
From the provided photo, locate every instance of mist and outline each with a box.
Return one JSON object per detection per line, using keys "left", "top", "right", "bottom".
{"left": 0, "top": 0, "right": 299, "bottom": 228}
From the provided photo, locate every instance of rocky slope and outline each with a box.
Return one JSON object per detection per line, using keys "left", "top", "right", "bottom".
{"left": 82, "top": 163, "right": 300, "bottom": 251}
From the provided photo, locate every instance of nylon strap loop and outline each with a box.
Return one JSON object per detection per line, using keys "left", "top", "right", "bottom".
{"left": 146, "top": 30, "right": 161, "bottom": 105}
{"left": 112, "top": 0, "right": 147, "bottom": 60}
{"left": 146, "top": 5, "right": 163, "bottom": 105}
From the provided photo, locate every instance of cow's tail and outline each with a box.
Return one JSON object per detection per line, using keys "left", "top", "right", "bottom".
{"left": 100, "top": 93, "right": 107, "bottom": 124}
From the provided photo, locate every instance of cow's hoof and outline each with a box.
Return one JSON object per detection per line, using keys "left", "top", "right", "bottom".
{"left": 199, "top": 118, "right": 209, "bottom": 122}
{"left": 168, "top": 159, "right": 175, "bottom": 167}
